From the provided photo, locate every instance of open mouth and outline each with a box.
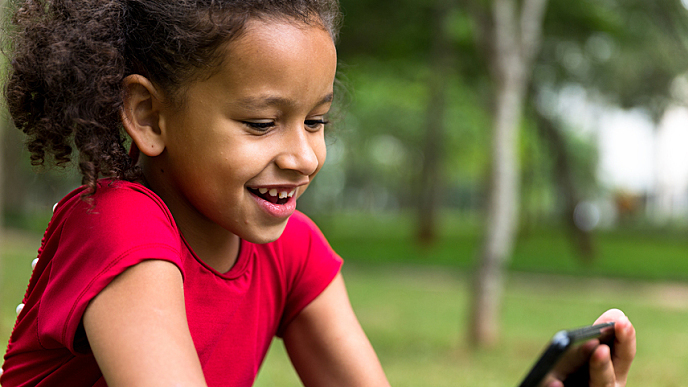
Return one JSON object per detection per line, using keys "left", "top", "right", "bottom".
{"left": 248, "top": 187, "right": 296, "bottom": 205}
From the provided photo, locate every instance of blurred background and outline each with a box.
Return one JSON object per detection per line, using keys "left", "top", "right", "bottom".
{"left": 3, "top": 0, "right": 688, "bottom": 385}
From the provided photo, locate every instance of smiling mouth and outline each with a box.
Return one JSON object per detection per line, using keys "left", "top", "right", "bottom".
{"left": 248, "top": 187, "right": 296, "bottom": 205}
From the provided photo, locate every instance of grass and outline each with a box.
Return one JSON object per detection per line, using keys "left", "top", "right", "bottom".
{"left": 316, "top": 211, "right": 688, "bottom": 282}
{"left": 255, "top": 266, "right": 688, "bottom": 386}
{"left": 2, "top": 211, "right": 688, "bottom": 385}
{"left": 0, "top": 230, "right": 37, "bottom": 353}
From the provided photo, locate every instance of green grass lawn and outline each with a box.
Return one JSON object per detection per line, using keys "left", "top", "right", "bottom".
{"left": 2, "top": 212, "right": 688, "bottom": 385}
{"left": 254, "top": 265, "right": 688, "bottom": 386}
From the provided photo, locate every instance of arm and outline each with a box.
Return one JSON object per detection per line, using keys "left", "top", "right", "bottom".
{"left": 545, "top": 309, "right": 636, "bottom": 387}
{"left": 282, "top": 273, "right": 390, "bottom": 387}
{"left": 83, "top": 260, "right": 207, "bottom": 387}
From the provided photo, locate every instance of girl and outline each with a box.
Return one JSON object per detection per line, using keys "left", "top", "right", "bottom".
{"left": 0, "top": 0, "right": 634, "bottom": 386}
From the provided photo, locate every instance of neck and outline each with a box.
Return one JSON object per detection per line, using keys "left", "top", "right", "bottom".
{"left": 180, "top": 225, "right": 241, "bottom": 273}
{"left": 140, "top": 157, "right": 241, "bottom": 273}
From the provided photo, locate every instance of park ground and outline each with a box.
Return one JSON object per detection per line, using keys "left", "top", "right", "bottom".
{"left": 2, "top": 218, "right": 688, "bottom": 386}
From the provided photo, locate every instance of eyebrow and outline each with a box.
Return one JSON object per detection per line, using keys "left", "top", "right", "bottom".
{"left": 237, "top": 92, "right": 334, "bottom": 110}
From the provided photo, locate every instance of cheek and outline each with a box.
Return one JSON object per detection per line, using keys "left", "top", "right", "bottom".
{"left": 310, "top": 140, "right": 327, "bottom": 178}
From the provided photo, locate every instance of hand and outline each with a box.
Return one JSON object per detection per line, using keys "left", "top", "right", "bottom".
{"left": 544, "top": 309, "right": 636, "bottom": 387}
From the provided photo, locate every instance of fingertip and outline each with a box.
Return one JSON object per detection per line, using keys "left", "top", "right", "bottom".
{"left": 594, "top": 309, "right": 625, "bottom": 326}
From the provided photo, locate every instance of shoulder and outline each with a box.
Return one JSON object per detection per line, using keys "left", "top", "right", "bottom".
{"left": 274, "top": 211, "right": 334, "bottom": 255}
{"left": 269, "top": 211, "right": 340, "bottom": 266}
{"left": 52, "top": 179, "right": 180, "bottom": 257}
{"left": 62, "top": 179, "right": 170, "bottom": 212}
{"left": 271, "top": 212, "right": 343, "bottom": 336}
{"left": 57, "top": 179, "right": 176, "bottom": 229}
{"left": 281, "top": 210, "right": 324, "bottom": 239}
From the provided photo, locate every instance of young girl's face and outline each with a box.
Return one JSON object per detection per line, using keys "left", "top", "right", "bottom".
{"left": 150, "top": 19, "right": 337, "bottom": 246}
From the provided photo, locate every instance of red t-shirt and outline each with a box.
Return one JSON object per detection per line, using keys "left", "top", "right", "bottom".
{"left": 1, "top": 180, "right": 342, "bottom": 386}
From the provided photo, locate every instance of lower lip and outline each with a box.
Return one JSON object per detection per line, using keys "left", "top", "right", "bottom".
{"left": 250, "top": 192, "right": 297, "bottom": 218}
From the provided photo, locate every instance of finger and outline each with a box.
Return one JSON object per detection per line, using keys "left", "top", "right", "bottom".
{"left": 611, "top": 315, "right": 636, "bottom": 384}
{"left": 588, "top": 344, "right": 615, "bottom": 387}
{"left": 544, "top": 380, "right": 564, "bottom": 387}
{"left": 593, "top": 309, "right": 636, "bottom": 384}
{"left": 539, "top": 373, "right": 562, "bottom": 387}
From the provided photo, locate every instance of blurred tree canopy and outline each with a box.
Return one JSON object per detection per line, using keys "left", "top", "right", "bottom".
{"left": 2, "top": 1, "right": 686, "bottom": 228}
{"left": 295, "top": 0, "right": 688, "bottom": 236}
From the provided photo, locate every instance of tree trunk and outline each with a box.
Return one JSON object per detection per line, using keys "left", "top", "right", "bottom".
{"left": 469, "top": 0, "right": 548, "bottom": 347}
{"left": 0, "top": 111, "right": 6, "bottom": 233}
{"left": 535, "top": 111, "right": 595, "bottom": 261}
{"left": 0, "top": 0, "right": 5, "bottom": 235}
{"left": 417, "top": 0, "right": 453, "bottom": 245}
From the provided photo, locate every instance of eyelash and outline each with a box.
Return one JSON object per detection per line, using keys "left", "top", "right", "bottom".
{"left": 305, "top": 119, "right": 329, "bottom": 130}
{"left": 244, "top": 122, "right": 275, "bottom": 131}
{"left": 243, "top": 120, "right": 329, "bottom": 132}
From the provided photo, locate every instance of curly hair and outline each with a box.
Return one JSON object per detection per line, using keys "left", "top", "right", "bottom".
{"left": 3, "top": 0, "right": 342, "bottom": 194}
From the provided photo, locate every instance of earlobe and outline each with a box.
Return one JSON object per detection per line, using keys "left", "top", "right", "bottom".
{"left": 121, "top": 74, "right": 166, "bottom": 157}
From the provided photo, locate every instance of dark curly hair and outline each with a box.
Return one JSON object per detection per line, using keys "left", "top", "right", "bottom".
{"left": 3, "top": 0, "right": 342, "bottom": 194}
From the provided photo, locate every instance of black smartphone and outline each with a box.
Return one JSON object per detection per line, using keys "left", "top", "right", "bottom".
{"left": 517, "top": 322, "right": 615, "bottom": 387}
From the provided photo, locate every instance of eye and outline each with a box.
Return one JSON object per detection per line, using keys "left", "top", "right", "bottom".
{"left": 304, "top": 119, "right": 329, "bottom": 131}
{"left": 242, "top": 121, "right": 275, "bottom": 132}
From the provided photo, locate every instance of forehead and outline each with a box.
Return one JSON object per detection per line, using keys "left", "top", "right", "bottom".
{"left": 218, "top": 19, "right": 337, "bottom": 87}
{"left": 172, "top": 18, "right": 338, "bottom": 112}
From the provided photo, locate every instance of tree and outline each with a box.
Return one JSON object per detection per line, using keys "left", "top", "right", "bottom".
{"left": 534, "top": 109, "right": 595, "bottom": 260}
{"left": 0, "top": 114, "right": 5, "bottom": 232}
{"left": 468, "top": 0, "right": 548, "bottom": 347}
{"left": 417, "top": 0, "right": 455, "bottom": 244}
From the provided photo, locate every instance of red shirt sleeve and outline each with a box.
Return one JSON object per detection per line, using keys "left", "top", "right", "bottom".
{"left": 276, "top": 211, "right": 343, "bottom": 336}
{"left": 34, "top": 181, "right": 184, "bottom": 353}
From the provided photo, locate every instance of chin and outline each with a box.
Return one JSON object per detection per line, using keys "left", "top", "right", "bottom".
{"left": 242, "top": 222, "right": 289, "bottom": 245}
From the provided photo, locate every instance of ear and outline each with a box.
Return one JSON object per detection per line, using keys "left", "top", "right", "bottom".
{"left": 121, "top": 75, "right": 166, "bottom": 157}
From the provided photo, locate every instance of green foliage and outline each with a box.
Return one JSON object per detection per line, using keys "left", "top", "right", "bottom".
{"left": 300, "top": 57, "right": 492, "bottom": 214}
{"left": 539, "top": 0, "right": 688, "bottom": 117}
{"left": 338, "top": 0, "right": 436, "bottom": 60}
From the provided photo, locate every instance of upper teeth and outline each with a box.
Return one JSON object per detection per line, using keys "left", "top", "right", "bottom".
{"left": 258, "top": 188, "right": 296, "bottom": 198}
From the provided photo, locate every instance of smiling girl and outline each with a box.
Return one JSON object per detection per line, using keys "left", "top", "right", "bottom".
{"left": 1, "top": 1, "right": 634, "bottom": 386}
{"left": 1, "top": 1, "right": 389, "bottom": 386}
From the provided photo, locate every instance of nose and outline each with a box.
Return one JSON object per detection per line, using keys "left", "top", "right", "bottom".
{"left": 275, "top": 125, "right": 323, "bottom": 176}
